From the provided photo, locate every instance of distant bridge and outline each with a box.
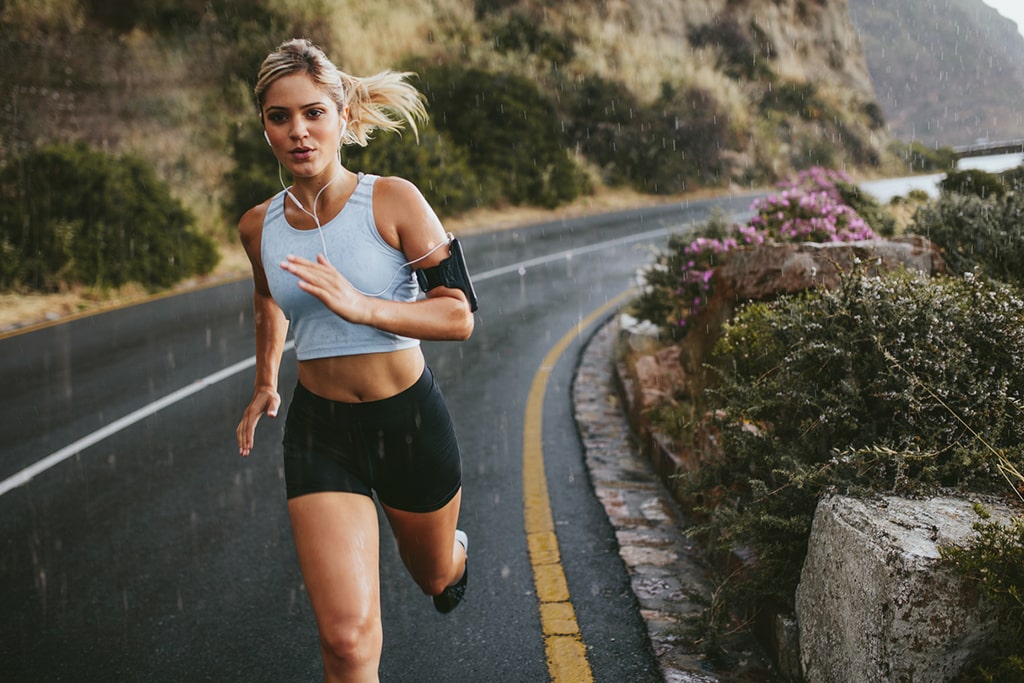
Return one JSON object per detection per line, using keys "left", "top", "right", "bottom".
{"left": 952, "top": 138, "right": 1024, "bottom": 159}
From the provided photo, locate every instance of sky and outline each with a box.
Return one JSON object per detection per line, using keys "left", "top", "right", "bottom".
{"left": 982, "top": 0, "right": 1024, "bottom": 39}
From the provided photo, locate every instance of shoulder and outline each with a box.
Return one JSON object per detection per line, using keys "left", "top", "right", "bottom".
{"left": 238, "top": 196, "right": 279, "bottom": 280}
{"left": 371, "top": 175, "right": 434, "bottom": 224}
{"left": 371, "top": 175, "right": 425, "bottom": 206}
{"left": 371, "top": 175, "right": 441, "bottom": 246}
{"left": 238, "top": 196, "right": 275, "bottom": 251}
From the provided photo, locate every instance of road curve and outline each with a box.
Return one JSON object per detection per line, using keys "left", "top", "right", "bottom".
{"left": 0, "top": 193, "right": 756, "bottom": 682}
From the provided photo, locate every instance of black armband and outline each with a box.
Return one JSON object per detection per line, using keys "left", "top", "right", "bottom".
{"left": 415, "top": 237, "right": 479, "bottom": 312}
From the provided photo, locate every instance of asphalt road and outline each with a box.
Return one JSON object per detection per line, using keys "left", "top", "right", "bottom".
{"left": 0, "top": 193, "right": 755, "bottom": 682}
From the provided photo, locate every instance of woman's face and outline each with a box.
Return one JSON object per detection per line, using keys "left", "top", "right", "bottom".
{"left": 261, "top": 73, "right": 346, "bottom": 180}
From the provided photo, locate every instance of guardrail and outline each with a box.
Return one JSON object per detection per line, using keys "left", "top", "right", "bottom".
{"left": 952, "top": 138, "right": 1024, "bottom": 158}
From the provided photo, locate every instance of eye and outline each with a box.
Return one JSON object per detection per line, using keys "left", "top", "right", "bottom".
{"left": 306, "top": 108, "right": 325, "bottom": 120}
{"left": 266, "top": 112, "right": 288, "bottom": 124}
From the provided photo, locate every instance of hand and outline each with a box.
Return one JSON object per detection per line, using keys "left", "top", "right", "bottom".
{"left": 280, "top": 254, "right": 369, "bottom": 324}
{"left": 236, "top": 386, "right": 281, "bottom": 456}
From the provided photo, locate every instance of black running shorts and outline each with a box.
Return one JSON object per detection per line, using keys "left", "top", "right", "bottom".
{"left": 282, "top": 366, "right": 462, "bottom": 512}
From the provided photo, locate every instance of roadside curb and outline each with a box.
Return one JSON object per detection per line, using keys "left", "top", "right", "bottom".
{"left": 573, "top": 315, "right": 776, "bottom": 682}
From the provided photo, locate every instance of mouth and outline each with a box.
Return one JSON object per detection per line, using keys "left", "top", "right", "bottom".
{"left": 290, "top": 146, "right": 315, "bottom": 161}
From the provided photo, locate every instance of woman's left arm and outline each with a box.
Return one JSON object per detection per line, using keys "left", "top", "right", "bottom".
{"left": 280, "top": 176, "right": 474, "bottom": 341}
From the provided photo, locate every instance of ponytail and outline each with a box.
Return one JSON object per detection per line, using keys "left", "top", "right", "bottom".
{"left": 340, "top": 69, "right": 428, "bottom": 147}
{"left": 255, "top": 38, "right": 427, "bottom": 149}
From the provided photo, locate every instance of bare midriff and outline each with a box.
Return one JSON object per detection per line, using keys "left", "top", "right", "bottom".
{"left": 297, "top": 346, "right": 425, "bottom": 403}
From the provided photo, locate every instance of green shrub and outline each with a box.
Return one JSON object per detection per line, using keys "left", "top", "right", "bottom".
{"left": 473, "top": 0, "right": 517, "bottom": 19}
{"left": 560, "top": 73, "right": 644, "bottom": 188}
{"left": 688, "top": 16, "right": 774, "bottom": 81}
{"left": 81, "top": 0, "right": 281, "bottom": 37}
{"left": 341, "top": 121, "right": 483, "bottom": 217}
{"left": 0, "top": 142, "right": 218, "bottom": 291}
{"left": 559, "top": 75, "right": 731, "bottom": 194}
{"left": 913, "top": 191, "right": 1024, "bottom": 287}
{"left": 1000, "top": 164, "right": 1024, "bottom": 193}
{"left": 940, "top": 168, "right": 1007, "bottom": 199}
{"left": 416, "top": 63, "right": 590, "bottom": 208}
{"left": 862, "top": 101, "right": 886, "bottom": 131}
{"left": 760, "top": 80, "right": 821, "bottom": 120}
{"left": 687, "top": 269, "right": 1024, "bottom": 610}
{"left": 889, "top": 140, "right": 956, "bottom": 172}
{"left": 222, "top": 118, "right": 283, "bottom": 228}
{"left": 941, "top": 508, "right": 1024, "bottom": 682}
{"left": 624, "top": 85, "right": 732, "bottom": 194}
{"left": 486, "top": 11, "right": 576, "bottom": 64}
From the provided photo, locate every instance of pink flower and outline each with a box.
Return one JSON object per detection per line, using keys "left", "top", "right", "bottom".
{"left": 667, "top": 166, "right": 878, "bottom": 331}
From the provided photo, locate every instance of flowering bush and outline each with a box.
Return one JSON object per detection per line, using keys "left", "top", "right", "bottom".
{"left": 749, "top": 167, "right": 876, "bottom": 242}
{"left": 634, "top": 167, "right": 878, "bottom": 337}
{"left": 776, "top": 166, "right": 853, "bottom": 194}
{"left": 677, "top": 235, "right": 736, "bottom": 326}
{"left": 631, "top": 212, "right": 734, "bottom": 338}
{"left": 748, "top": 190, "right": 874, "bottom": 242}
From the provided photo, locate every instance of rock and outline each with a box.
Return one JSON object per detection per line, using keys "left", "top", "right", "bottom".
{"left": 631, "top": 346, "right": 687, "bottom": 410}
{"left": 795, "top": 495, "right": 1017, "bottom": 683}
{"left": 677, "top": 236, "right": 946, "bottom": 380}
{"left": 717, "top": 236, "right": 946, "bottom": 301}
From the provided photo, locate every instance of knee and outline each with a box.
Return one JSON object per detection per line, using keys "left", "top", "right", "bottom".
{"left": 319, "top": 615, "right": 382, "bottom": 671}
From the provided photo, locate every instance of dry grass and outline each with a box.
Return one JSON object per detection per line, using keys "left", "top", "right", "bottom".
{"left": 0, "top": 243, "right": 252, "bottom": 336}
{"left": 318, "top": 0, "right": 472, "bottom": 74}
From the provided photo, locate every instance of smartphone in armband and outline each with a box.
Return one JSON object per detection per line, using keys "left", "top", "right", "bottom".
{"left": 415, "top": 237, "right": 479, "bottom": 312}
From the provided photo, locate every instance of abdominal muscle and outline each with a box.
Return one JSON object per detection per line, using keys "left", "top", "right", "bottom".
{"left": 297, "top": 346, "right": 426, "bottom": 403}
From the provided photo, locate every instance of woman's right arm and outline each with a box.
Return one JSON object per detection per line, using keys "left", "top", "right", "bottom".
{"left": 236, "top": 204, "right": 289, "bottom": 456}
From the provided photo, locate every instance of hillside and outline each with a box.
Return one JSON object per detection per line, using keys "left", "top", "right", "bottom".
{"left": 0, "top": 0, "right": 893, "bottom": 243}
{"left": 848, "top": 0, "right": 1024, "bottom": 147}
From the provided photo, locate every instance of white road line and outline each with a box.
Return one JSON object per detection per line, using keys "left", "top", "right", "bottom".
{"left": 471, "top": 224, "right": 683, "bottom": 281}
{"left": 0, "top": 351, "right": 274, "bottom": 497}
{"left": 0, "top": 222, "right": 694, "bottom": 498}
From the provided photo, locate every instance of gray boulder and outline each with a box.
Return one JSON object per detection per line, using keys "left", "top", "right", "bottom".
{"left": 795, "top": 494, "right": 1016, "bottom": 683}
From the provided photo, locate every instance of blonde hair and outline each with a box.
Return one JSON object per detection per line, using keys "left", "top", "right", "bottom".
{"left": 254, "top": 38, "right": 427, "bottom": 146}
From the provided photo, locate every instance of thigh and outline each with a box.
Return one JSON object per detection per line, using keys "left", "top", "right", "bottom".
{"left": 288, "top": 492, "right": 382, "bottom": 633}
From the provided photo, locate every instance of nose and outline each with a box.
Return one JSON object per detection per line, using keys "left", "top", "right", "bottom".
{"left": 289, "top": 119, "right": 308, "bottom": 141}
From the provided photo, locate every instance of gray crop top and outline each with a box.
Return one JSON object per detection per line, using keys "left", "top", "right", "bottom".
{"left": 261, "top": 173, "right": 420, "bottom": 360}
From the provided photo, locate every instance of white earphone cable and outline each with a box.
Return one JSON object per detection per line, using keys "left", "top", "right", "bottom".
{"left": 277, "top": 159, "right": 450, "bottom": 298}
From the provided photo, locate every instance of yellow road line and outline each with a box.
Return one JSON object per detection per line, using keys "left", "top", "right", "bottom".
{"left": 522, "top": 289, "right": 634, "bottom": 682}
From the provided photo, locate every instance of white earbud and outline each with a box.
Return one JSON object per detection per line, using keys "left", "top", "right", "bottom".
{"left": 264, "top": 130, "right": 272, "bottom": 146}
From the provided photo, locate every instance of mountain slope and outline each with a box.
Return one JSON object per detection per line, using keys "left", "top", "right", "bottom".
{"left": 848, "top": 0, "right": 1024, "bottom": 147}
